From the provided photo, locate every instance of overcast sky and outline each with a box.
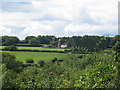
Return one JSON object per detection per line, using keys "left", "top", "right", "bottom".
{"left": 0, "top": 0, "right": 119, "bottom": 39}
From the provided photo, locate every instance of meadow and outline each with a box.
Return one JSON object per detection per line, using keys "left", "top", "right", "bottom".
{"left": 0, "top": 46, "right": 68, "bottom": 51}
{"left": 1, "top": 51, "right": 80, "bottom": 63}
{"left": 0, "top": 46, "right": 78, "bottom": 63}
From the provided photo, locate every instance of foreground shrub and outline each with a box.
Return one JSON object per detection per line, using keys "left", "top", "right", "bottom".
{"left": 2, "top": 53, "right": 23, "bottom": 72}
{"left": 2, "top": 53, "right": 16, "bottom": 64}
{"left": 22, "top": 63, "right": 38, "bottom": 68}
{"left": 2, "top": 49, "right": 118, "bottom": 88}
{"left": 113, "top": 41, "right": 120, "bottom": 53}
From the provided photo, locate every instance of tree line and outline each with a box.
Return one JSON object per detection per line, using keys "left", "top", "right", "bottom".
{"left": 0, "top": 35, "right": 120, "bottom": 51}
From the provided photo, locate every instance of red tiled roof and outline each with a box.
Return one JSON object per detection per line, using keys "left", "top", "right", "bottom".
{"left": 61, "top": 43, "right": 67, "bottom": 45}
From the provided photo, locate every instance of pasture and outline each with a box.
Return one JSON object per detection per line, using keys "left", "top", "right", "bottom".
{"left": 0, "top": 46, "right": 68, "bottom": 51}
{"left": 1, "top": 51, "right": 80, "bottom": 63}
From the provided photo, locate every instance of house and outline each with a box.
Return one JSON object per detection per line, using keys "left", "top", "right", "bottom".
{"left": 58, "top": 39, "right": 68, "bottom": 48}
{"left": 43, "top": 45, "right": 49, "bottom": 48}
{"left": 61, "top": 43, "right": 67, "bottom": 48}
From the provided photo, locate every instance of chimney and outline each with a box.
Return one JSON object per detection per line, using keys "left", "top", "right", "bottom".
{"left": 58, "top": 39, "right": 61, "bottom": 48}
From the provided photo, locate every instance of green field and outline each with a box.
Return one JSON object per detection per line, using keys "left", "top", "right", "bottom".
{"left": 0, "top": 46, "right": 68, "bottom": 51}
{"left": 0, "top": 46, "right": 80, "bottom": 63}
{"left": 0, "top": 46, "right": 3, "bottom": 49}
{"left": 18, "top": 46, "right": 66, "bottom": 51}
{"left": 1, "top": 51, "right": 80, "bottom": 63}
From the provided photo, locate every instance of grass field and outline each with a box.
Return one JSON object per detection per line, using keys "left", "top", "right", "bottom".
{"left": 1, "top": 51, "right": 80, "bottom": 63}
{"left": 0, "top": 46, "right": 3, "bottom": 49}
{"left": 0, "top": 46, "right": 68, "bottom": 51}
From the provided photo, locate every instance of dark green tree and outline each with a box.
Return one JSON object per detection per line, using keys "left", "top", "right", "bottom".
{"left": 37, "top": 35, "right": 56, "bottom": 44}
{"left": 25, "top": 36, "right": 36, "bottom": 43}
{"left": 111, "top": 35, "right": 120, "bottom": 47}
{"left": 28, "top": 38, "right": 39, "bottom": 46}
{"left": 96, "top": 36, "right": 111, "bottom": 50}
{"left": 2, "top": 36, "right": 19, "bottom": 46}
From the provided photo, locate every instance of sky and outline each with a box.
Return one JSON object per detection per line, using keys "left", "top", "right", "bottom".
{"left": 0, "top": 0, "right": 119, "bottom": 40}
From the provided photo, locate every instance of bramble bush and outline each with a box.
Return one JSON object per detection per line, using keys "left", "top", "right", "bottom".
{"left": 38, "top": 60, "right": 45, "bottom": 67}
{"left": 2, "top": 49, "right": 118, "bottom": 88}
{"left": 26, "top": 59, "right": 34, "bottom": 63}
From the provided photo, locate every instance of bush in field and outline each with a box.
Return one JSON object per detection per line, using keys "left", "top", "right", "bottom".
{"left": 22, "top": 63, "right": 38, "bottom": 68}
{"left": 52, "top": 58, "right": 58, "bottom": 63}
{"left": 71, "top": 47, "right": 89, "bottom": 54}
{"left": 38, "top": 60, "right": 45, "bottom": 67}
{"left": 51, "top": 58, "right": 63, "bottom": 63}
{"left": 26, "top": 59, "right": 34, "bottom": 63}
{"left": 4, "top": 45, "right": 18, "bottom": 51}
{"left": 78, "top": 55, "right": 84, "bottom": 58}
{"left": 64, "top": 49, "right": 72, "bottom": 52}
{"left": 22, "top": 63, "right": 32, "bottom": 68}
